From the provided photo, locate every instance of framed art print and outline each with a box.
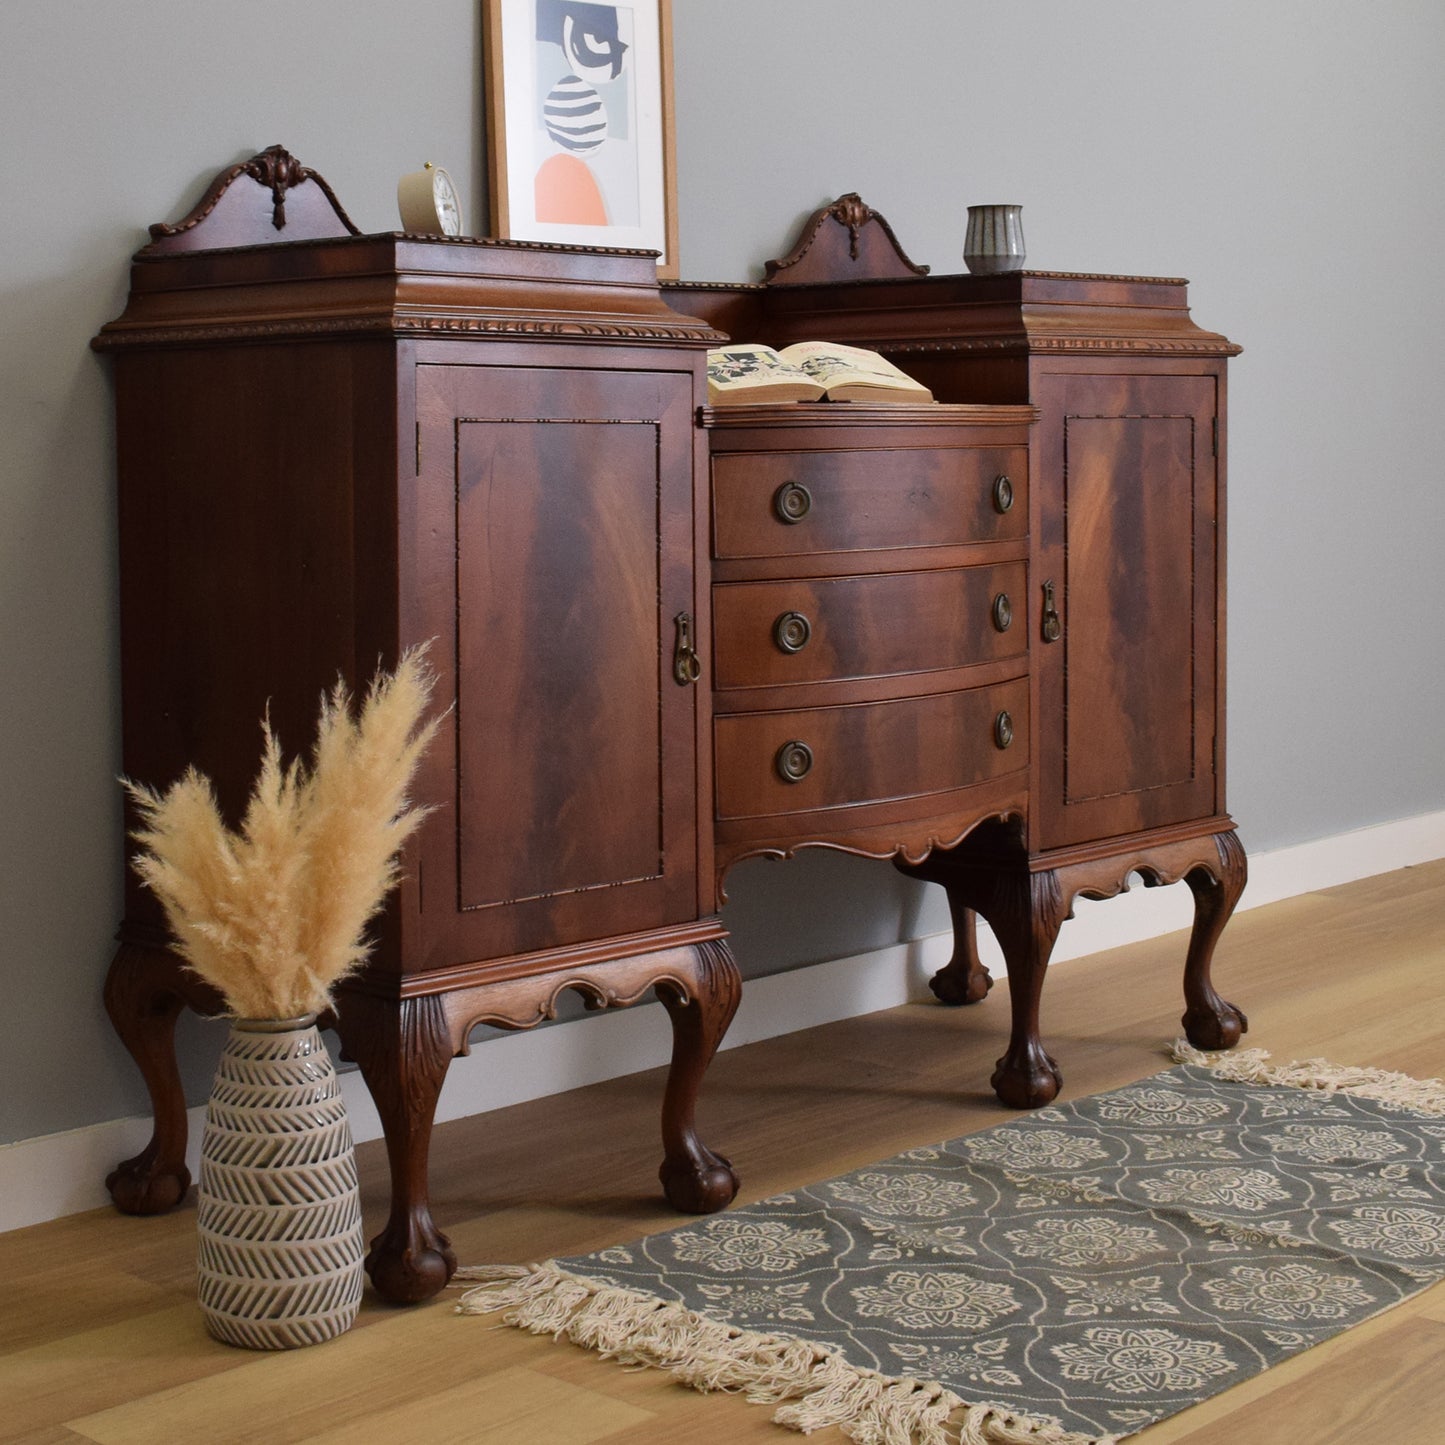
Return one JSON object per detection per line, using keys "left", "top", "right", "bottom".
{"left": 483, "top": 0, "right": 679, "bottom": 277}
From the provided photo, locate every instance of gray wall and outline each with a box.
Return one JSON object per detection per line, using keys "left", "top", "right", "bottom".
{"left": 2, "top": 1, "right": 1442, "bottom": 1146}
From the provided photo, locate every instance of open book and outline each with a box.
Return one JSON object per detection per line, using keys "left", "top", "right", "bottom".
{"left": 706, "top": 341, "right": 934, "bottom": 405}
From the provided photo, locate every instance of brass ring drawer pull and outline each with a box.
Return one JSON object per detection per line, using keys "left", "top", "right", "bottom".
{"left": 773, "top": 610, "right": 812, "bottom": 653}
{"left": 991, "top": 592, "right": 1013, "bottom": 632}
{"left": 992, "top": 474, "right": 1014, "bottom": 514}
{"left": 775, "top": 739, "right": 814, "bottom": 783}
{"left": 773, "top": 481, "right": 813, "bottom": 524}
{"left": 994, "top": 710, "right": 1015, "bottom": 750}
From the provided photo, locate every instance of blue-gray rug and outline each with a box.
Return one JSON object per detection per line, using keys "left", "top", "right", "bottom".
{"left": 458, "top": 1044, "right": 1445, "bottom": 1444}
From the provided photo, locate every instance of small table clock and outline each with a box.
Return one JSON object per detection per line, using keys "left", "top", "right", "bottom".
{"left": 398, "top": 162, "right": 463, "bottom": 236}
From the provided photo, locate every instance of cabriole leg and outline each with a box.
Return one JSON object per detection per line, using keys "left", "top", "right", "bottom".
{"left": 929, "top": 901, "right": 993, "bottom": 1006}
{"left": 655, "top": 937, "right": 741, "bottom": 1213}
{"left": 338, "top": 992, "right": 458, "bottom": 1305}
{"left": 978, "top": 869, "right": 1069, "bottom": 1109}
{"left": 104, "top": 941, "right": 223, "bottom": 1214}
{"left": 1182, "top": 829, "right": 1249, "bottom": 1050}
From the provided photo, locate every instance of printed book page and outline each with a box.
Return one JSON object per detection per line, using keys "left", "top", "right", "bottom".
{"left": 776, "top": 342, "right": 932, "bottom": 400}
{"left": 706, "top": 345, "right": 825, "bottom": 403}
{"left": 705, "top": 342, "right": 933, "bottom": 404}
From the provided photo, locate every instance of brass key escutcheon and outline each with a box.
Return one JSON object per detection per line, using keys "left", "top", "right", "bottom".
{"left": 673, "top": 612, "right": 701, "bottom": 685}
{"left": 1041, "top": 580, "right": 1062, "bottom": 643}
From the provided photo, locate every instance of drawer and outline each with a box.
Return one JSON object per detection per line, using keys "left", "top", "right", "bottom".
{"left": 715, "top": 679, "right": 1028, "bottom": 821}
{"left": 712, "top": 446, "right": 1026, "bottom": 559}
{"left": 712, "top": 562, "right": 1027, "bottom": 690}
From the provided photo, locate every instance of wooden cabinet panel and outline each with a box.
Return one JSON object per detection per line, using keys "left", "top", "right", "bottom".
{"left": 1033, "top": 372, "right": 1220, "bottom": 848}
{"left": 412, "top": 362, "right": 700, "bottom": 964}
{"left": 712, "top": 562, "right": 1027, "bottom": 691}
{"left": 712, "top": 446, "right": 1026, "bottom": 558}
{"left": 715, "top": 679, "right": 1028, "bottom": 821}
{"left": 454, "top": 418, "right": 663, "bottom": 905}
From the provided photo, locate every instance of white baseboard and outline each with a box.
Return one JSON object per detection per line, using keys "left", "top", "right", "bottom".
{"left": 5, "top": 807, "right": 1442, "bottom": 1235}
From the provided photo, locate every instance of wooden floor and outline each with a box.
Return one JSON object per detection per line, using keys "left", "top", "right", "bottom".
{"left": 4, "top": 860, "right": 1443, "bottom": 1444}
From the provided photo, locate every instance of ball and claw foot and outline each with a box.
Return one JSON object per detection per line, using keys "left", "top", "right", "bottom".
{"left": 991, "top": 1046, "right": 1063, "bottom": 1109}
{"left": 660, "top": 1149, "right": 740, "bottom": 1214}
{"left": 929, "top": 963, "right": 993, "bottom": 1007}
{"left": 365, "top": 1221, "right": 458, "bottom": 1305}
{"left": 106, "top": 1158, "right": 191, "bottom": 1215}
{"left": 1183, "top": 1000, "right": 1248, "bottom": 1052}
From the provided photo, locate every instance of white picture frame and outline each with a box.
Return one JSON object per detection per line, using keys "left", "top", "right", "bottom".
{"left": 483, "top": 0, "right": 678, "bottom": 277}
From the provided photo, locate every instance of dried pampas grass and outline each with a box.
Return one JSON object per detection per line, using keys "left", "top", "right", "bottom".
{"left": 125, "top": 647, "right": 440, "bottom": 1020}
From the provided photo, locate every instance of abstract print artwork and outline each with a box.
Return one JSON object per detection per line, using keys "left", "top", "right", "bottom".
{"left": 484, "top": 0, "right": 676, "bottom": 273}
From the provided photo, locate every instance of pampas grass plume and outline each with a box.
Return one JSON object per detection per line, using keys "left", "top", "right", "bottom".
{"left": 125, "top": 647, "right": 439, "bottom": 1019}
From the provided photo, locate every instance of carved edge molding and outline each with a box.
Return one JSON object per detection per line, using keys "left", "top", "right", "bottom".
{"left": 885, "top": 336, "right": 1244, "bottom": 357}
{"left": 1025, "top": 269, "right": 1190, "bottom": 286}
{"left": 400, "top": 315, "right": 724, "bottom": 341}
{"left": 104, "top": 321, "right": 1233, "bottom": 355}
{"left": 145, "top": 145, "right": 361, "bottom": 244}
{"left": 661, "top": 280, "right": 769, "bottom": 293}
{"left": 93, "top": 314, "right": 726, "bottom": 350}
{"left": 440, "top": 948, "right": 716, "bottom": 1047}
{"left": 393, "top": 233, "right": 663, "bottom": 258}
{"left": 142, "top": 224, "right": 666, "bottom": 262}
{"left": 763, "top": 193, "right": 930, "bottom": 282}
{"left": 791, "top": 268, "right": 1192, "bottom": 289}
{"left": 1052, "top": 827, "right": 1246, "bottom": 916}
{"left": 452, "top": 974, "right": 687, "bottom": 1038}
{"left": 714, "top": 807, "right": 1026, "bottom": 907}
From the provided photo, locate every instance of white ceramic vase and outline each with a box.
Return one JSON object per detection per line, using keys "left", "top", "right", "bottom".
{"left": 196, "top": 1015, "right": 365, "bottom": 1349}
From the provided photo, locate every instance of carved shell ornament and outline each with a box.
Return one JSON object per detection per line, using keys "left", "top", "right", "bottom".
{"left": 831, "top": 193, "right": 876, "bottom": 259}
{"left": 241, "top": 144, "right": 312, "bottom": 230}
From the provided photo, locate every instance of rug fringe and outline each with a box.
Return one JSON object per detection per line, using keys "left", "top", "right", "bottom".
{"left": 1173, "top": 1040, "right": 1445, "bottom": 1114}
{"left": 455, "top": 1262, "right": 1117, "bottom": 1444}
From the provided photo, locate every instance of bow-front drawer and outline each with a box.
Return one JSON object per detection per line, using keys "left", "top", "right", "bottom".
{"left": 712, "top": 562, "right": 1027, "bottom": 691}
{"left": 714, "top": 678, "right": 1028, "bottom": 821}
{"left": 711, "top": 446, "right": 1027, "bottom": 559}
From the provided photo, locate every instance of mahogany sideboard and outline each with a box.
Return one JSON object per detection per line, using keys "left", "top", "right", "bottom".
{"left": 94, "top": 152, "right": 1246, "bottom": 1305}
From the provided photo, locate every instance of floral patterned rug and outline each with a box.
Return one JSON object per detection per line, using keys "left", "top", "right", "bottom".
{"left": 458, "top": 1044, "right": 1445, "bottom": 1445}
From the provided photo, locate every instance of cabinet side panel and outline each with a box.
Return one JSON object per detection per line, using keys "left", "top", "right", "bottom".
{"left": 455, "top": 420, "right": 663, "bottom": 906}
{"left": 114, "top": 342, "right": 398, "bottom": 923}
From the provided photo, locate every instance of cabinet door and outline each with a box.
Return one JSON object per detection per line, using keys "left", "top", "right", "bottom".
{"left": 410, "top": 361, "right": 699, "bottom": 966}
{"left": 1033, "top": 371, "right": 1220, "bottom": 850}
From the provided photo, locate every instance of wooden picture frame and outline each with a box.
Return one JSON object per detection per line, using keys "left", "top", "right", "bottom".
{"left": 483, "top": 0, "right": 679, "bottom": 278}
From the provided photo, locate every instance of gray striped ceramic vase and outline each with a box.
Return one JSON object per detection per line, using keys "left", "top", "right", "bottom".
{"left": 196, "top": 1015, "right": 365, "bottom": 1349}
{"left": 963, "top": 203, "right": 1026, "bottom": 273}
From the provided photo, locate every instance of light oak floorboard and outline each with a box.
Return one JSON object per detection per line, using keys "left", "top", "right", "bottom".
{"left": 3, "top": 860, "right": 1441, "bottom": 1443}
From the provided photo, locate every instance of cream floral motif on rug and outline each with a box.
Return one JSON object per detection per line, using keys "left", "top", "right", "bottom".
{"left": 458, "top": 1045, "right": 1445, "bottom": 1445}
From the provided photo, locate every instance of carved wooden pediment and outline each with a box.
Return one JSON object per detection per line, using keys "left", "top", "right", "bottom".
{"left": 763, "top": 193, "right": 929, "bottom": 286}
{"left": 141, "top": 145, "right": 360, "bottom": 254}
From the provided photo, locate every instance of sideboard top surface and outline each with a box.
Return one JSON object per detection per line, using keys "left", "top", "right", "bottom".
{"left": 95, "top": 231, "right": 722, "bottom": 352}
